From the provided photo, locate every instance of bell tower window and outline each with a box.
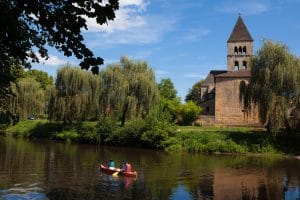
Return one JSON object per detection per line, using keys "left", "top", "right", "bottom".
{"left": 242, "top": 61, "right": 247, "bottom": 69}
{"left": 234, "top": 46, "right": 238, "bottom": 55}
{"left": 239, "top": 46, "right": 242, "bottom": 54}
{"left": 234, "top": 61, "right": 239, "bottom": 70}
{"left": 243, "top": 46, "right": 247, "bottom": 54}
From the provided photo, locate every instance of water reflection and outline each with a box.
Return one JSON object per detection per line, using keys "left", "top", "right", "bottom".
{"left": 1, "top": 136, "right": 300, "bottom": 200}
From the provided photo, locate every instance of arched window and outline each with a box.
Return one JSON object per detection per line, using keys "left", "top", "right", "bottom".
{"left": 243, "top": 61, "right": 247, "bottom": 69}
{"left": 234, "top": 46, "right": 238, "bottom": 55}
{"left": 234, "top": 61, "right": 239, "bottom": 70}
{"left": 243, "top": 46, "right": 246, "bottom": 54}
{"left": 239, "top": 46, "right": 242, "bottom": 54}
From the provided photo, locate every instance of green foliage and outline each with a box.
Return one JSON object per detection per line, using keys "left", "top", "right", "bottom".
{"left": 103, "top": 105, "right": 176, "bottom": 148}
{"left": 48, "top": 66, "right": 100, "bottom": 123}
{"left": 97, "top": 117, "right": 118, "bottom": 144}
{"left": 106, "top": 118, "right": 147, "bottom": 146}
{"left": 175, "top": 128, "right": 281, "bottom": 154}
{"left": 0, "top": 62, "right": 24, "bottom": 112}
{"left": 158, "top": 78, "right": 177, "bottom": 100}
{"left": 6, "top": 120, "right": 300, "bottom": 154}
{"left": 185, "top": 80, "right": 204, "bottom": 105}
{"left": 8, "top": 78, "right": 45, "bottom": 120}
{"left": 100, "top": 56, "right": 159, "bottom": 125}
{"left": 0, "top": 0, "right": 119, "bottom": 73}
{"left": 178, "top": 101, "right": 203, "bottom": 125}
{"left": 24, "top": 69, "right": 54, "bottom": 90}
{"left": 141, "top": 106, "right": 176, "bottom": 148}
{"left": 240, "top": 41, "right": 300, "bottom": 134}
{"left": 5, "top": 120, "right": 48, "bottom": 137}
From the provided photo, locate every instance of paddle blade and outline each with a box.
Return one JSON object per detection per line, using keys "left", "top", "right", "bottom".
{"left": 112, "top": 172, "right": 119, "bottom": 177}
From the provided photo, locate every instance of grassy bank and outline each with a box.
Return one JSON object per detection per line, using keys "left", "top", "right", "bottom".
{"left": 174, "top": 126, "right": 300, "bottom": 155}
{"left": 5, "top": 120, "right": 99, "bottom": 143}
{"left": 5, "top": 120, "right": 300, "bottom": 155}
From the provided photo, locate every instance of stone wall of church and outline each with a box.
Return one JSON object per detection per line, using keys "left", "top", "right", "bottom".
{"left": 227, "top": 41, "right": 253, "bottom": 71}
{"left": 200, "top": 98, "right": 215, "bottom": 115}
{"left": 215, "top": 77, "right": 260, "bottom": 126}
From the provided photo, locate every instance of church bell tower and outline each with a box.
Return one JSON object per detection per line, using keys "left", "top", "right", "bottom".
{"left": 227, "top": 15, "right": 253, "bottom": 71}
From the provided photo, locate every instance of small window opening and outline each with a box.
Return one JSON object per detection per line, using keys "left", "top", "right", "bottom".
{"left": 234, "top": 61, "right": 239, "bottom": 70}
{"left": 243, "top": 46, "right": 247, "bottom": 54}
{"left": 234, "top": 46, "right": 238, "bottom": 55}
{"left": 239, "top": 46, "right": 242, "bottom": 54}
{"left": 242, "top": 61, "right": 247, "bottom": 69}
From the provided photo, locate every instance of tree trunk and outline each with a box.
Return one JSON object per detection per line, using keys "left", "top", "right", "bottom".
{"left": 284, "top": 116, "right": 291, "bottom": 136}
{"left": 121, "top": 102, "right": 128, "bottom": 126}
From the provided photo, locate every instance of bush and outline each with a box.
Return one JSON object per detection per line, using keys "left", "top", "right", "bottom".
{"left": 177, "top": 101, "right": 202, "bottom": 125}
{"left": 106, "top": 118, "right": 146, "bottom": 146}
{"left": 97, "top": 117, "right": 117, "bottom": 144}
{"left": 77, "top": 123, "right": 99, "bottom": 144}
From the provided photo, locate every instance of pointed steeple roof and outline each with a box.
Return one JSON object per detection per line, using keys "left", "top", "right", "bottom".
{"left": 227, "top": 16, "right": 253, "bottom": 43}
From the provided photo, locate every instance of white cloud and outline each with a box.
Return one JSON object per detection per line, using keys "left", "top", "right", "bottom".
{"left": 85, "top": 8, "right": 146, "bottom": 33}
{"left": 85, "top": 0, "right": 148, "bottom": 33}
{"left": 120, "top": 0, "right": 148, "bottom": 10}
{"left": 84, "top": 0, "right": 175, "bottom": 45}
{"left": 217, "top": 1, "right": 268, "bottom": 15}
{"left": 36, "top": 54, "right": 69, "bottom": 66}
{"left": 87, "top": 16, "right": 175, "bottom": 45}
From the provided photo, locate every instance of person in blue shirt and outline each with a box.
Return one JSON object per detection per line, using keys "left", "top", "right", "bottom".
{"left": 108, "top": 159, "right": 115, "bottom": 169}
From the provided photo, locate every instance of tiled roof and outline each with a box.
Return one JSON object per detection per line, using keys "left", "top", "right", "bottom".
{"left": 215, "top": 70, "right": 250, "bottom": 78}
{"left": 201, "top": 70, "right": 227, "bottom": 86}
{"left": 227, "top": 16, "right": 253, "bottom": 42}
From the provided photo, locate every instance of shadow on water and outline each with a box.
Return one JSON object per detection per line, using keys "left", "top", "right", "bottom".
{"left": 1, "top": 136, "right": 300, "bottom": 199}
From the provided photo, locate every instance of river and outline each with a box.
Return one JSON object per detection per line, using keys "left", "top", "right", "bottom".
{"left": 0, "top": 136, "right": 300, "bottom": 200}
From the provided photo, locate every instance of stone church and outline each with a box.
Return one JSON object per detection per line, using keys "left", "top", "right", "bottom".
{"left": 199, "top": 16, "right": 260, "bottom": 126}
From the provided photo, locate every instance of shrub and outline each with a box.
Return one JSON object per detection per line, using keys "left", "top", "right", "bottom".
{"left": 177, "top": 101, "right": 202, "bottom": 125}
{"left": 97, "top": 117, "right": 117, "bottom": 144}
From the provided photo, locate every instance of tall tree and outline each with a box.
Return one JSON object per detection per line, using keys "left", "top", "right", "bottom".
{"left": 0, "top": 0, "right": 119, "bottom": 73}
{"left": 185, "top": 80, "right": 204, "bottom": 105}
{"left": 8, "top": 78, "right": 45, "bottom": 120}
{"left": 158, "top": 78, "right": 177, "bottom": 100}
{"left": 0, "top": 62, "right": 24, "bottom": 112}
{"left": 240, "top": 41, "right": 300, "bottom": 133}
{"left": 25, "top": 69, "right": 54, "bottom": 90}
{"left": 48, "top": 66, "right": 100, "bottom": 123}
{"left": 100, "top": 57, "right": 159, "bottom": 125}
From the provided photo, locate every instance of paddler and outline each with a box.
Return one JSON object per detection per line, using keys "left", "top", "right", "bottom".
{"left": 108, "top": 159, "right": 115, "bottom": 169}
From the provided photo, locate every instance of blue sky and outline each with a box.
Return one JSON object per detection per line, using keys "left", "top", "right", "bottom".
{"left": 32, "top": 0, "right": 300, "bottom": 100}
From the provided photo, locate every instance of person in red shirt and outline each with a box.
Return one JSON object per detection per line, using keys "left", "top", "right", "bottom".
{"left": 122, "top": 161, "right": 132, "bottom": 172}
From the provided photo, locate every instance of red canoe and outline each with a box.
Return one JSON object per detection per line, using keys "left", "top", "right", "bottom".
{"left": 100, "top": 164, "right": 137, "bottom": 178}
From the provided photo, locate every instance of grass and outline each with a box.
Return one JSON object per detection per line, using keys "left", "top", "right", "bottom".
{"left": 5, "top": 120, "right": 99, "bottom": 143}
{"left": 174, "top": 126, "right": 300, "bottom": 155}
{"left": 4, "top": 120, "right": 300, "bottom": 155}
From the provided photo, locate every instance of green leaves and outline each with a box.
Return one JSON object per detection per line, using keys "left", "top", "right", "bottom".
{"left": 0, "top": 0, "right": 119, "bottom": 73}
{"left": 48, "top": 66, "right": 100, "bottom": 123}
{"left": 241, "top": 41, "right": 300, "bottom": 133}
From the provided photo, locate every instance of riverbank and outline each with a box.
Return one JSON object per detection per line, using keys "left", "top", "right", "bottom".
{"left": 4, "top": 120, "right": 300, "bottom": 155}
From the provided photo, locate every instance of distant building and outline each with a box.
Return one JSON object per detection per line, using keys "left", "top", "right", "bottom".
{"left": 199, "top": 16, "right": 260, "bottom": 126}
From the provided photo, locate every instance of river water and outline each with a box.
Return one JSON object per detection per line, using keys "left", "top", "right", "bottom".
{"left": 0, "top": 136, "right": 300, "bottom": 200}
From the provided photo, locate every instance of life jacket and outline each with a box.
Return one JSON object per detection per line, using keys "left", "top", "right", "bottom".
{"left": 125, "top": 163, "right": 131, "bottom": 172}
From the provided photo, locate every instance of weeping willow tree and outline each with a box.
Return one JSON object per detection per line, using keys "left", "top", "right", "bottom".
{"left": 48, "top": 66, "right": 100, "bottom": 123}
{"left": 100, "top": 56, "right": 159, "bottom": 125}
{"left": 8, "top": 78, "right": 45, "bottom": 119}
{"left": 240, "top": 41, "right": 300, "bottom": 134}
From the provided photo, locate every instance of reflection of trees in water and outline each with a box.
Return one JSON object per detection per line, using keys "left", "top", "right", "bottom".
{"left": 241, "top": 180, "right": 267, "bottom": 200}
{"left": 2, "top": 136, "right": 300, "bottom": 200}
{"left": 196, "top": 173, "right": 214, "bottom": 199}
